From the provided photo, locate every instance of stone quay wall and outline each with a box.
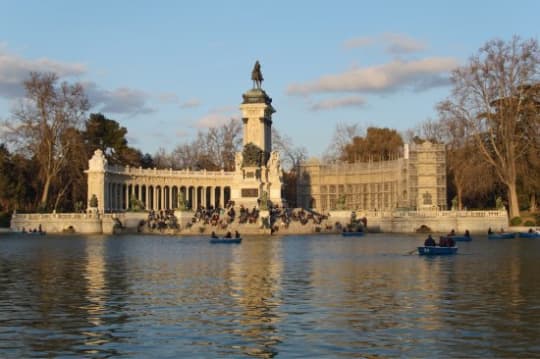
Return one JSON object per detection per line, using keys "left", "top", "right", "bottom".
{"left": 358, "top": 209, "right": 509, "bottom": 234}
{"left": 11, "top": 213, "right": 104, "bottom": 234}
{"left": 10, "top": 209, "right": 509, "bottom": 235}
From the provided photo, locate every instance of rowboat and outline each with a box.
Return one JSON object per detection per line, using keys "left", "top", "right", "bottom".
{"left": 210, "top": 237, "right": 242, "bottom": 244}
{"left": 418, "top": 246, "right": 458, "bottom": 255}
{"left": 517, "top": 232, "right": 540, "bottom": 239}
{"left": 448, "top": 235, "right": 472, "bottom": 242}
{"left": 488, "top": 233, "right": 515, "bottom": 239}
{"left": 341, "top": 231, "right": 365, "bottom": 237}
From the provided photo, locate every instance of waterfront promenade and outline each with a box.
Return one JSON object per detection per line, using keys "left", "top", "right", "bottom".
{"left": 9, "top": 208, "right": 509, "bottom": 235}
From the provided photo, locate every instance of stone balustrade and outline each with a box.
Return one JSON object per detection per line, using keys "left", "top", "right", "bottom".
{"left": 106, "top": 165, "right": 236, "bottom": 179}
{"left": 360, "top": 210, "right": 507, "bottom": 218}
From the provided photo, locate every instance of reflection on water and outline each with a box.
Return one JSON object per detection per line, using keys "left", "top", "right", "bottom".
{"left": 1, "top": 233, "right": 540, "bottom": 358}
{"left": 229, "top": 238, "right": 283, "bottom": 358}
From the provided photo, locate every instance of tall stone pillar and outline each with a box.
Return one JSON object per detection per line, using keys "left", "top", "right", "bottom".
{"left": 232, "top": 65, "right": 283, "bottom": 208}
{"left": 239, "top": 88, "right": 274, "bottom": 153}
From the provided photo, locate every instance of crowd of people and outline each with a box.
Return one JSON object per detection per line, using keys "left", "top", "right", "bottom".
{"left": 189, "top": 201, "right": 237, "bottom": 229}
{"left": 268, "top": 207, "right": 328, "bottom": 229}
{"left": 21, "top": 224, "right": 45, "bottom": 234}
{"left": 188, "top": 203, "right": 277, "bottom": 228}
{"left": 143, "top": 202, "right": 338, "bottom": 235}
{"left": 145, "top": 209, "right": 179, "bottom": 232}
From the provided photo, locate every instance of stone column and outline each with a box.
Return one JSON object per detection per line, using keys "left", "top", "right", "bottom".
{"left": 145, "top": 184, "right": 149, "bottom": 210}
{"left": 162, "top": 186, "right": 166, "bottom": 210}
{"left": 201, "top": 187, "right": 206, "bottom": 208}
{"left": 150, "top": 186, "right": 155, "bottom": 211}
{"left": 104, "top": 182, "right": 109, "bottom": 212}
{"left": 125, "top": 185, "right": 129, "bottom": 210}
{"left": 113, "top": 183, "right": 117, "bottom": 211}
{"left": 221, "top": 187, "right": 225, "bottom": 208}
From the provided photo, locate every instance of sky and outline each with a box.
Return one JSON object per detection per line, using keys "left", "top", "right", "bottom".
{"left": 0, "top": 0, "right": 538, "bottom": 158}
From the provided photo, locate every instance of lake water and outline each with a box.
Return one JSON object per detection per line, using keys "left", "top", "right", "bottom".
{"left": 1, "top": 233, "right": 539, "bottom": 358}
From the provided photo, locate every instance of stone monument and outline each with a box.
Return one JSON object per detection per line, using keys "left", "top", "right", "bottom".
{"left": 231, "top": 61, "right": 283, "bottom": 208}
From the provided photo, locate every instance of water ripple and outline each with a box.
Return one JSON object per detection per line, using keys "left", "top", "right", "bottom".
{"left": 0, "top": 233, "right": 539, "bottom": 357}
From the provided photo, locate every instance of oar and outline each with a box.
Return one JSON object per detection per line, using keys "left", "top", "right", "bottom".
{"left": 406, "top": 248, "right": 418, "bottom": 255}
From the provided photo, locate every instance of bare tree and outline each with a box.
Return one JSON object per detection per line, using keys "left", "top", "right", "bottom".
{"left": 5, "top": 72, "right": 89, "bottom": 209}
{"left": 438, "top": 37, "right": 540, "bottom": 218}
{"left": 414, "top": 116, "right": 496, "bottom": 210}
{"left": 272, "top": 128, "right": 307, "bottom": 170}
{"left": 323, "top": 123, "right": 362, "bottom": 162}
{"left": 160, "top": 119, "right": 242, "bottom": 171}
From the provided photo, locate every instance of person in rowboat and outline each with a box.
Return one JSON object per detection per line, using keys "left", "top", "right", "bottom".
{"left": 424, "top": 234, "right": 436, "bottom": 247}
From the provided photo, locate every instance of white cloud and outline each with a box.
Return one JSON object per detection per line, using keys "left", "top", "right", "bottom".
{"left": 0, "top": 45, "right": 86, "bottom": 99}
{"left": 382, "top": 33, "right": 426, "bottom": 54}
{"left": 287, "top": 57, "right": 458, "bottom": 95}
{"left": 84, "top": 82, "right": 155, "bottom": 115}
{"left": 194, "top": 107, "right": 240, "bottom": 128}
{"left": 156, "top": 93, "right": 201, "bottom": 109}
{"left": 0, "top": 45, "right": 158, "bottom": 116}
{"left": 310, "top": 96, "right": 366, "bottom": 111}
{"left": 344, "top": 32, "right": 427, "bottom": 54}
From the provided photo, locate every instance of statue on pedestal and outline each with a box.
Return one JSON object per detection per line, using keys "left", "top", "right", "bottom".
{"left": 251, "top": 60, "right": 264, "bottom": 89}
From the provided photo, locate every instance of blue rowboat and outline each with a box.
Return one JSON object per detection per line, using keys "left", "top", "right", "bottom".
{"left": 341, "top": 231, "right": 365, "bottom": 237}
{"left": 449, "top": 235, "right": 472, "bottom": 242}
{"left": 418, "top": 246, "right": 458, "bottom": 255}
{"left": 488, "top": 233, "right": 515, "bottom": 239}
{"left": 517, "top": 232, "right": 540, "bottom": 239}
{"left": 210, "top": 238, "right": 242, "bottom": 244}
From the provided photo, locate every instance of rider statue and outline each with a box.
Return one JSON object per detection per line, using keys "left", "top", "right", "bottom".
{"left": 251, "top": 60, "right": 264, "bottom": 89}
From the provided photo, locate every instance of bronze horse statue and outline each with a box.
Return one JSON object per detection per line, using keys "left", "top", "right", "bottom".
{"left": 251, "top": 60, "right": 263, "bottom": 89}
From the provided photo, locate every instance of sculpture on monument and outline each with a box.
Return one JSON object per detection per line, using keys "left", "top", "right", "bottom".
{"left": 251, "top": 60, "right": 264, "bottom": 89}
{"left": 242, "top": 143, "right": 265, "bottom": 167}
